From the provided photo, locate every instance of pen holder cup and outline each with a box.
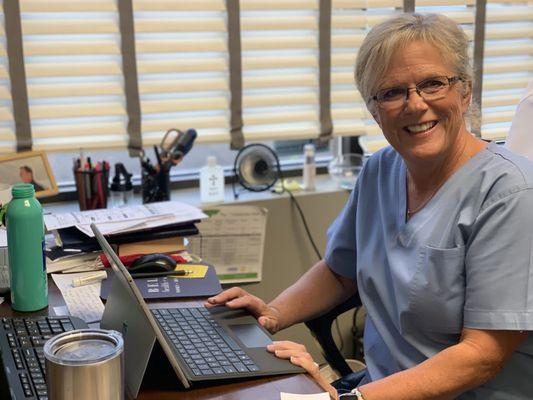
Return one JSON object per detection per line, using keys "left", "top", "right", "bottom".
{"left": 74, "top": 168, "right": 109, "bottom": 211}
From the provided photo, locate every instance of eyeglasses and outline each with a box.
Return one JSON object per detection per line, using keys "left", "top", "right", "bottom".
{"left": 370, "top": 75, "right": 463, "bottom": 110}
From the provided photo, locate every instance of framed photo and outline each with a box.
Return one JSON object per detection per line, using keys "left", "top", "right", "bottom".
{"left": 0, "top": 151, "right": 58, "bottom": 200}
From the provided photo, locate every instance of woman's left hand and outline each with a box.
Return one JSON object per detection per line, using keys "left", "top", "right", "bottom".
{"left": 268, "top": 340, "right": 338, "bottom": 399}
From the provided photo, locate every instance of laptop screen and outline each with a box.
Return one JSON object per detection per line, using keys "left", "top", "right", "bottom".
{"left": 90, "top": 223, "right": 190, "bottom": 389}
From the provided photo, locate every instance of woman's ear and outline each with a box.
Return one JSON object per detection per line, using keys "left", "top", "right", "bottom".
{"left": 368, "top": 103, "right": 381, "bottom": 126}
{"left": 461, "top": 80, "right": 473, "bottom": 109}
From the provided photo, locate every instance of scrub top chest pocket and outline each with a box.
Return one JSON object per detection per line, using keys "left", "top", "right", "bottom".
{"left": 408, "top": 245, "right": 466, "bottom": 333}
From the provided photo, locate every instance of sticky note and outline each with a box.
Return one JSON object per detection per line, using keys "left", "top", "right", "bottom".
{"left": 174, "top": 264, "right": 209, "bottom": 279}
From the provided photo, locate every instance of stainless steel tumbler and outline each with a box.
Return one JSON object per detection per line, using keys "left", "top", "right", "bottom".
{"left": 44, "top": 329, "right": 124, "bottom": 400}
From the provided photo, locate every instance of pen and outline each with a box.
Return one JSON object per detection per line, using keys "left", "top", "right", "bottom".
{"left": 130, "top": 270, "right": 193, "bottom": 279}
{"left": 72, "top": 271, "right": 108, "bottom": 287}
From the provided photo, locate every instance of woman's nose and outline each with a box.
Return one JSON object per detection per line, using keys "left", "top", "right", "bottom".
{"left": 404, "top": 88, "right": 429, "bottom": 112}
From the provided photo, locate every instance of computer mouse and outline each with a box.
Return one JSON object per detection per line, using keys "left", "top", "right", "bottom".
{"left": 128, "top": 253, "right": 177, "bottom": 274}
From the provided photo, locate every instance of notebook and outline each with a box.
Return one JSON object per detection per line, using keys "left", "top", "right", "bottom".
{"left": 91, "top": 223, "right": 302, "bottom": 398}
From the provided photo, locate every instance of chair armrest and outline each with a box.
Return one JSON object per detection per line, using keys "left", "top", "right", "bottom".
{"left": 305, "top": 294, "right": 362, "bottom": 377}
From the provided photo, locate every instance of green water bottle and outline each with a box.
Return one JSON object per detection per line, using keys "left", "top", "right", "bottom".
{"left": 6, "top": 183, "right": 48, "bottom": 312}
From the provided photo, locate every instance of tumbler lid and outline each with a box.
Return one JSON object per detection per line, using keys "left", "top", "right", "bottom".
{"left": 44, "top": 329, "right": 123, "bottom": 366}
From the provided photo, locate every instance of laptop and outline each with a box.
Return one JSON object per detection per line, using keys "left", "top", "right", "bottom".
{"left": 91, "top": 223, "right": 302, "bottom": 398}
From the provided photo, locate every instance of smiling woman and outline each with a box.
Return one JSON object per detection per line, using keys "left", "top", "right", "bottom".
{"left": 206, "top": 12, "right": 533, "bottom": 400}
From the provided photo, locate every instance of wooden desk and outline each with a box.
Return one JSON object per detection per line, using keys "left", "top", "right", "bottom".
{"left": 0, "top": 282, "right": 323, "bottom": 399}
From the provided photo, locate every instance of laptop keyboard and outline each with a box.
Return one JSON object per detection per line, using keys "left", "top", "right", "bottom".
{"left": 0, "top": 316, "right": 87, "bottom": 399}
{"left": 152, "top": 307, "right": 259, "bottom": 377}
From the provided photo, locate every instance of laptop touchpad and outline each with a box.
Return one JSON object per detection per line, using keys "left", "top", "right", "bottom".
{"left": 230, "top": 324, "right": 272, "bottom": 348}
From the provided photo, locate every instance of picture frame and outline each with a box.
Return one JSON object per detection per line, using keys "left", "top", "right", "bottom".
{"left": 0, "top": 151, "right": 58, "bottom": 200}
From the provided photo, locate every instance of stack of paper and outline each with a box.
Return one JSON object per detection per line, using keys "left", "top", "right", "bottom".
{"left": 44, "top": 201, "right": 207, "bottom": 238}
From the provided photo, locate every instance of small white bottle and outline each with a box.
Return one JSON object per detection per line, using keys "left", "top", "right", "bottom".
{"left": 302, "top": 143, "right": 316, "bottom": 190}
{"left": 200, "top": 156, "right": 225, "bottom": 204}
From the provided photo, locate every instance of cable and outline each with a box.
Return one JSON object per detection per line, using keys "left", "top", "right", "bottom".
{"left": 283, "top": 187, "right": 322, "bottom": 261}
{"left": 278, "top": 179, "right": 345, "bottom": 352}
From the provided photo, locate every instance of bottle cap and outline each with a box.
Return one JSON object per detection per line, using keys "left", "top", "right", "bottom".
{"left": 207, "top": 156, "right": 217, "bottom": 167}
{"left": 11, "top": 183, "right": 35, "bottom": 198}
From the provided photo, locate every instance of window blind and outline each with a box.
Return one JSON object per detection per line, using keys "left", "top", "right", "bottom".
{"left": 16, "top": 0, "right": 128, "bottom": 152}
{"left": 332, "top": 0, "right": 402, "bottom": 155}
{"left": 239, "top": 0, "right": 322, "bottom": 141}
{"left": 0, "top": 1, "right": 530, "bottom": 153}
{"left": 481, "top": 0, "right": 533, "bottom": 141}
{"left": 133, "top": 0, "right": 231, "bottom": 146}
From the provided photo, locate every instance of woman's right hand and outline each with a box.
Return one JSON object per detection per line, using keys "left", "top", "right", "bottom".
{"left": 205, "top": 287, "right": 282, "bottom": 334}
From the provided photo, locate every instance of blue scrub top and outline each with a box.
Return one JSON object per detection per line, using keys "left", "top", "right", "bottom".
{"left": 325, "top": 143, "right": 533, "bottom": 399}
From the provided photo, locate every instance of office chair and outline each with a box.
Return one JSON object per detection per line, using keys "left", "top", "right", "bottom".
{"left": 305, "top": 294, "right": 364, "bottom": 378}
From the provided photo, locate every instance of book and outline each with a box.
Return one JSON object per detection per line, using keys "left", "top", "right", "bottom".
{"left": 118, "top": 236, "right": 186, "bottom": 257}
{"left": 100, "top": 263, "right": 222, "bottom": 300}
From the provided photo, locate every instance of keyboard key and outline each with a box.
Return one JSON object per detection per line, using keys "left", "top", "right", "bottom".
{"left": 212, "top": 367, "right": 225, "bottom": 375}
{"left": 223, "top": 365, "right": 237, "bottom": 373}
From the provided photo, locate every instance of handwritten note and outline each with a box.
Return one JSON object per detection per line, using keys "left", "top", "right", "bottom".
{"left": 62, "top": 284, "right": 105, "bottom": 324}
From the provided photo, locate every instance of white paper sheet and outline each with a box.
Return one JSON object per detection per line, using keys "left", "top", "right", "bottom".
{"left": 62, "top": 284, "right": 105, "bottom": 324}
{"left": 53, "top": 306, "right": 68, "bottom": 316}
{"left": 280, "top": 393, "right": 329, "bottom": 400}
{"left": 0, "top": 228, "right": 6, "bottom": 247}
{"left": 187, "top": 205, "right": 267, "bottom": 283}
{"left": 44, "top": 201, "right": 207, "bottom": 237}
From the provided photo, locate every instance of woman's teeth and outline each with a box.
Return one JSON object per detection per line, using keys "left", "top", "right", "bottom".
{"left": 406, "top": 121, "right": 437, "bottom": 133}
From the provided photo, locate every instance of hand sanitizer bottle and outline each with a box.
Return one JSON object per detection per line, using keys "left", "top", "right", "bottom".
{"left": 200, "top": 156, "right": 225, "bottom": 204}
{"left": 302, "top": 143, "right": 316, "bottom": 190}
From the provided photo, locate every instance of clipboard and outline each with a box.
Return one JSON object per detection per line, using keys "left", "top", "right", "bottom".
{"left": 99, "top": 263, "right": 222, "bottom": 300}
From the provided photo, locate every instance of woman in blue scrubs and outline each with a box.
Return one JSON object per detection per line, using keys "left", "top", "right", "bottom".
{"left": 207, "top": 13, "right": 533, "bottom": 399}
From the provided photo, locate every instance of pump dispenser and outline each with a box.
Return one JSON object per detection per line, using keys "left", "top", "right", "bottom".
{"left": 110, "top": 163, "right": 133, "bottom": 208}
{"left": 200, "top": 156, "right": 224, "bottom": 204}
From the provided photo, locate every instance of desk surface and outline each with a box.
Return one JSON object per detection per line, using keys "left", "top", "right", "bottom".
{"left": 0, "top": 281, "right": 322, "bottom": 400}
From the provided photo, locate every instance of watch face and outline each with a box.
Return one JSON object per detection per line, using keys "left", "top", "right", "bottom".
{"left": 338, "top": 395, "right": 359, "bottom": 400}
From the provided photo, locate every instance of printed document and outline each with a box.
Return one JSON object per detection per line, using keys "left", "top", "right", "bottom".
{"left": 44, "top": 201, "right": 207, "bottom": 237}
{"left": 187, "top": 205, "right": 267, "bottom": 283}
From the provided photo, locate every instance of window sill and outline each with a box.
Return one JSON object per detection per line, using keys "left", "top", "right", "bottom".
{"left": 42, "top": 174, "right": 349, "bottom": 214}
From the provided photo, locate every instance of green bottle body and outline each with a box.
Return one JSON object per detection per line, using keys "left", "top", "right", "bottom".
{"left": 6, "top": 183, "right": 48, "bottom": 312}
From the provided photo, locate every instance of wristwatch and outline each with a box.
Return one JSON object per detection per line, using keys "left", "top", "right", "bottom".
{"left": 338, "top": 388, "right": 365, "bottom": 399}
{"left": 353, "top": 388, "right": 365, "bottom": 399}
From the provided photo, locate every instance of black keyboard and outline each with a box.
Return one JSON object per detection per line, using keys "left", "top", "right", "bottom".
{"left": 152, "top": 307, "right": 259, "bottom": 377}
{"left": 0, "top": 316, "right": 88, "bottom": 400}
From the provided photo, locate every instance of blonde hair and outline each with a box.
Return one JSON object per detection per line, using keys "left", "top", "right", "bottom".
{"left": 355, "top": 13, "right": 472, "bottom": 106}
